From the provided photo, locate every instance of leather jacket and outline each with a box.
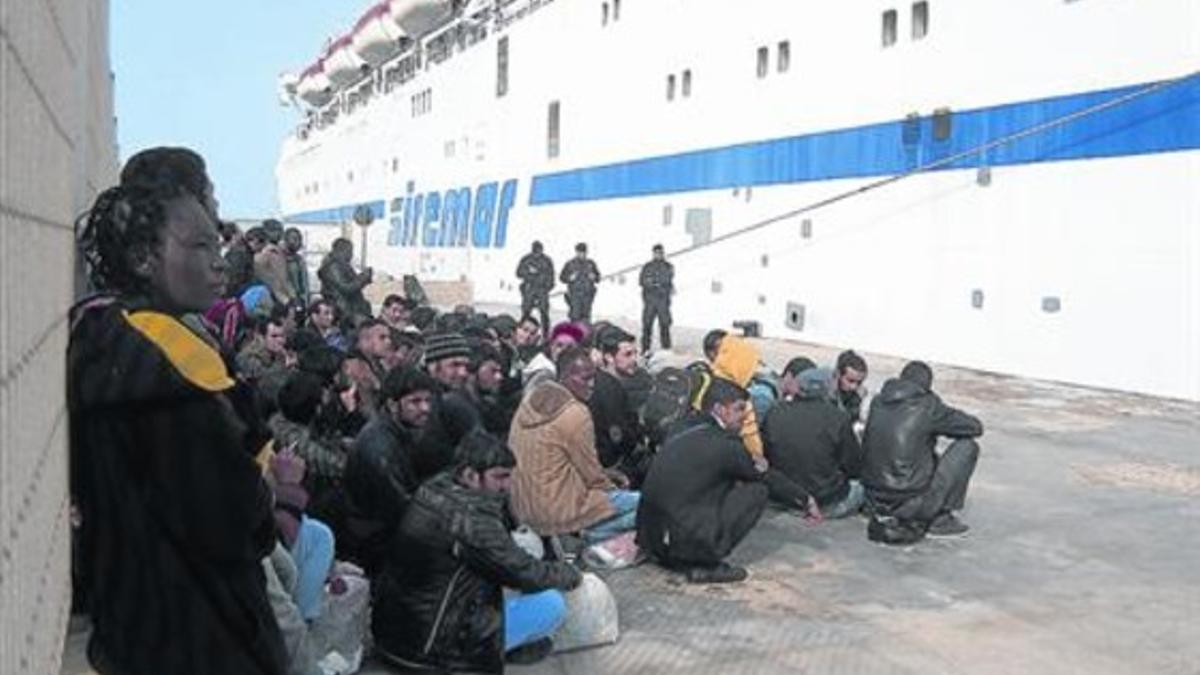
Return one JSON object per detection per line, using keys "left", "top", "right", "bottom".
{"left": 372, "top": 472, "right": 581, "bottom": 672}
{"left": 861, "top": 378, "right": 983, "bottom": 497}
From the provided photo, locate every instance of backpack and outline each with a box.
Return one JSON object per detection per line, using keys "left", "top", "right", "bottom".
{"left": 640, "top": 367, "right": 701, "bottom": 447}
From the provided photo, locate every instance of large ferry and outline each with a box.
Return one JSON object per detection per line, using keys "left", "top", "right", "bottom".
{"left": 276, "top": 0, "right": 1200, "bottom": 401}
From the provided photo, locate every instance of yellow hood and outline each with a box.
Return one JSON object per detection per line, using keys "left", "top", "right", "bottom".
{"left": 712, "top": 336, "right": 760, "bottom": 387}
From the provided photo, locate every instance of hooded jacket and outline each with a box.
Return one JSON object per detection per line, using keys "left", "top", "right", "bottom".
{"left": 861, "top": 378, "right": 983, "bottom": 497}
{"left": 69, "top": 299, "right": 286, "bottom": 675}
{"left": 762, "top": 373, "right": 863, "bottom": 506}
{"left": 509, "top": 380, "right": 616, "bottom": 534}
{"left": 373, "top": 473, "right": 580, "bottom": 672}
{"left": 710, "top": 336, "right": 766, "bottom": 460}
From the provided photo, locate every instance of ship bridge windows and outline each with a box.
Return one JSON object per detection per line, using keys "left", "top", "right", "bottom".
{"left": 912, "top": 2, "right": 929, "bottom": 40}
{"left": 681, "top": 70, "right": 692, "bottom": 98}
{"left": 882, "top": 9, "right": 898, "bottom": 47}
{"left": 547, "top": 100, "right": 561, "bottom": 159}
{"left": 777, "top": 41, "right": 790, "bottom": 73}
{"left": 756, "top": 46, "right": 769, "bottom": 78}
{"left": 666, "top": 74, "right": 676, "bottom": 101}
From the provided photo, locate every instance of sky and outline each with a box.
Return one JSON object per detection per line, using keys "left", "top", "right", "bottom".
{"left": 112, "top": 1, "right": 366, "bottom": 219}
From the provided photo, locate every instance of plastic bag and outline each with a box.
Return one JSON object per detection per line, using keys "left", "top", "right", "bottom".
{"left": 553, "top": 572, "right": 620, "bottom": 653}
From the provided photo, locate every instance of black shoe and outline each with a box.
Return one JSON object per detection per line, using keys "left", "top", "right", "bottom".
{"left": 926, "top": 513, "right": 969, "bottom": 537}
{"left": 505, "top": 637, "right": 554, "bottom": 665}
{"left": 867, "top": 514, "right": 925, "bottom": 545}
{"left": 685, "top": 562, "right": 748, "bottom": 584}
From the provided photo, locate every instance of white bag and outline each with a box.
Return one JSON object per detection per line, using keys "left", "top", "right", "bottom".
{"left": 553, "top": 572, "right": 620, "bottom": 653}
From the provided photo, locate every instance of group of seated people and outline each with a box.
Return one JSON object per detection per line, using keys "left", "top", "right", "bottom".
{"left": 69, "top": 147, "right": 984, "bottom": 675}
{"left": 222, "top": 292, "right": 985, "bottom": 670}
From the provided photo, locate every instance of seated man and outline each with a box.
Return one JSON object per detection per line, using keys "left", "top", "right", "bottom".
{"left": 343, "top": 367, "right": 435, "bottom": 574}
{"left": 414, "top": 332, "right": 482, "bottom": 480}
{"left": 862, "top": 361, "right": 984, "bottom": 538}
{"left": 510, "top": 347, "right": 639, "bottom": 543}
{"left": 637, "top": 378, "right": 770, "bottom": 584}
{"left": 763, "top": 367, "right": 865, "bottom": 519}
{"left": 832, "top": 349, "right": 870, "bottom": 431}
{"left": 589, "top": 327, "right": 643, "bottom": 470}
{"left": 372, "top": 431, "right": 582, "bottom": 671}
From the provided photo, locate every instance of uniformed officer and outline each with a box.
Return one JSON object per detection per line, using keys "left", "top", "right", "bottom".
{"left": 639, "top": 243, "right": 674, "bottom": 353}
{"left": 515, "top": 240, "right": 554, "bottom": 334}
{"left": 559, "top": 242, "right": 600, "bottom": 322}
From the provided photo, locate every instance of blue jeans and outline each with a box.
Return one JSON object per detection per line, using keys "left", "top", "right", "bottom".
{"left": 822, "top": 480, "right": 866, "bottom": 519}
{"left": 290, "top": 516, "right": 335, "bottom": 621}
{"left": 505, "top": 589, "right": 567, "bottom": 650}
{"left": 582, "top": 490, "right": 640, "bottom": 544}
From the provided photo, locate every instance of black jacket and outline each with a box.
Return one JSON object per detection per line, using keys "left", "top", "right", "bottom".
{"left": 762, "top": 394, "right": 863, "bottom": 506}
{"left": 224, "top": 240, "right": 256, "bottom": 297}
{"left": 412, "top": 389, "right": 482, "bottom": 482}
{"left": 639, "top": 259, "right": 674, "bottom": 300}
{"left": 515, "top": 251, "right": 555, "bottom": 295}
{"left": 861, "top": 379, "right": 983, "bottom": 497}
{"left": 372, "top": 473, "right": 581, "bottom": 672}
{"left": 69, "top": 300, "right": 286, "bottom": 675}
{"left": 559, "top": 257, "right": 600, "bottom": 296}
{"left": 317, "top": 255, "right": 371, "bottom": 322}
{"left": 344, "top": 414, "right": 421, "bottom": 573}
{"left": 589, "top": 370, "right": 642, "bottom": 468}
{"left": 637, "top": 416, "right": 767, "bottom": 565}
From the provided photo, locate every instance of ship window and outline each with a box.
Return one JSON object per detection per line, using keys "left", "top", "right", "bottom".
{"left": 347, "top": 171, "right": 354, "bottom": 183}
{"left": 445, "top": 140, "right": 456, "bottom": 158}
{"left": 392, "top": 158, "right": 399, "bottom": 173}
{"left": 756, "top": 46, "right": 769, "bottom": 78}
{"left": 663, "top": 204, "right": 673, "bottom": 225}
{"left": 666, "top": 74, "right": 676, "bottom": 101}
{"left": 601, "top": 2, "right": 609, "bottom": 25}
{"left": 933, "top": 107, "right": 952, "bottom": 140}
{"left": 547, "top": 100, "right": 561, "bottom": 158}
{"left": 681, "top": 70, "right": 692, "bottom": 98}
{"left": 497, "top": 37, "right": 509, "bottom": 98}
{"left": 912, "top": 2, "right": 929, "bottom": 40}
{"left": 613, "top": 0, "right": 620, "bottom": 20}
{"left": 777, "top": 41, "right": 790, "bottom": 73}
{"left": 882, "top": 9, "right": 898, "bottom": 47}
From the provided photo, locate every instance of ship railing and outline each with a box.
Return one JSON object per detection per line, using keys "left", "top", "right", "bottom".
{"left": 292, "top": 0, "right": 551, "bottom": 138}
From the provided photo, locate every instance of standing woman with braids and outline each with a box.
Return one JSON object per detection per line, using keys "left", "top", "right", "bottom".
{"left": 69, "top": 147, "right": 287, "bottom": 675}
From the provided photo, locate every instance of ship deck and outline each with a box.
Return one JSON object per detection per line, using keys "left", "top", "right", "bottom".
{"left": 61, "top": 318, "right": 1200, "bottom": 675}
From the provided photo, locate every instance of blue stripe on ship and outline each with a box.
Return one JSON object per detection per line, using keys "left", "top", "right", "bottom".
{"left": 283, "top": 76, "right": 1200, "bottom": 221}
{"left": 285, "top": 200, "right": 386, "bottom": 226}
{"left": 528, "top": 75, "right": 1200, "bottom": 205}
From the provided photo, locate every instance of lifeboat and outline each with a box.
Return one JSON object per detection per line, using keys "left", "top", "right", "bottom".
{"left": 352, "top": 2, "right": 409, "bottom": 66}
{"left": 324, "top": 35, "right": 366, "bottom": 87}
{"left": 296, "top": 60, "right": 333, "bottom": 107}
{"left": 389, "top": 0, "right": 456, "bottom": 38}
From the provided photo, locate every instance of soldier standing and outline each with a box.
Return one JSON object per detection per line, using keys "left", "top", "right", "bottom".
{"left": 559, "top": 242, "right": 600, "bottom": 323}
{"left": 639, "top": 243, "right": 674, "bottom": 353}
{"left": 516, "top": 240, "right": 554, "bottom": 334}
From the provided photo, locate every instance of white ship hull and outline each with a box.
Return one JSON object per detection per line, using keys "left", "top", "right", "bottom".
{"left": 277, "top": 0, "right": 1200, "bottom": 400}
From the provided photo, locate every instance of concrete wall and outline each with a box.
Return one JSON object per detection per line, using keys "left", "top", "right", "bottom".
{"left": 0, "top": 0, "right": 117, "bottom": 672}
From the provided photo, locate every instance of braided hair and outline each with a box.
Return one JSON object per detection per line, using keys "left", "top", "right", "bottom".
{"left": 76, "top": 179, "right": 188, "bottom": 295}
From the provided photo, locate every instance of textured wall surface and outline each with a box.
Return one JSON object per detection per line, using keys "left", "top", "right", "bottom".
{"left": 0, "top": 0, "right": 117, "bottom": 672}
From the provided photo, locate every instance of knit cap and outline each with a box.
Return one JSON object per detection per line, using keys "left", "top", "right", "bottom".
{"left": 424, "top": 332, "right": 470, "bottom": 363}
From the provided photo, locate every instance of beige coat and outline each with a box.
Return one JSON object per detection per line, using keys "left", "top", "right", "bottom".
{"left": 509, "top": 380, "right": 615, "bottom": 535}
